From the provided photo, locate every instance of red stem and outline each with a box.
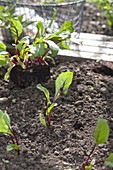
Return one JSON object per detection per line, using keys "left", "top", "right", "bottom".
{"left": 8, "top": 126, "right": 20, "bottom": 155}
{"left": 83, "top": 144, "right": 96, "bottom": 169}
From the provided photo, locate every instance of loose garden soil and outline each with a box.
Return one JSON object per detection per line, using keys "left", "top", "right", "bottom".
{"left": 0, "top": 59, "right": 113, "bottom": 170}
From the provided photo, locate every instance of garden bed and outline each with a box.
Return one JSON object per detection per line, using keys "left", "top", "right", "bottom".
{"left": 0, "top": 59, "right": 113, "bottom": 170}
{"left": 0, "top": 1, "right": 113, "bottom": 170}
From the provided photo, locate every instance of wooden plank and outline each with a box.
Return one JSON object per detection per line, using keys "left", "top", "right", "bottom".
{"left": 71, "top": 33, "right": 113, "bottom": 48}
{"left": 79, "top": 33, "right": 113, "bottom": 42}
{"left": 80, "top": 39, "right": 113, "bottom": 48}
{"left": 68, "top": 33, "right": 113, "bottom": 62}
{"left": 70, "top": 44, "right": 113, "bottom": 55}
{"left": 58, "top": 49, "right": 113, "bottom": 62}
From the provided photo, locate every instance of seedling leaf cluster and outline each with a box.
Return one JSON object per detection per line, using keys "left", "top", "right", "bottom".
{"left": 84, "top": 118, "right": 113, "bottom": 170}
{"left": 0, "top": 109, "right": 19, "bottom": 155}
{"left": 37, "top": 71, "right": 73, "bottom": 126}
{"left": 0, "top": 7, "right": 74, "bottom": 80}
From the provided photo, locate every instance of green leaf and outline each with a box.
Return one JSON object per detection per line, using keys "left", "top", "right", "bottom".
{"left": 0, "top": 109, "right": 12, "bottom": 134}
{"left": 0, "top": 55, "right": 6, "bottom": 66}
{"left": 46, "top": 103, "right": 57, "bottom": 116}
{"left": 47, "top": 34, "right": 62, "bottom": 41}
{"left": 57, "top": 21, "right": 74, "bottom": 34}
{"left": 58, "top": 31, "right": 72, "bottom": 40}
{"left": 39, "top": 113, "right": 46, "bottom": 126}
{"left": 36, "top": 21, "right": 45, "bottom": 38}
{"left": 94, "top": 118, "right": 110, "bottom": 145}
{"left": 0, "top": 6, "right": 4, "bottom": 11}
{"left": 46, "top": 40, "right": 59, "bottom": 56}
{"left": 37, "top": 42, "right": 45, "bottom": 56}
{"left": 18, "top": 60, "right": 26, "bottom": 69}
{"left": 6, "top": 144, "right": 19, "bottom": 153}
{"left": 10, "top": 18, "right": 23, "bottom": 41}
{"left": 19, "top": 36, "right": 30, "bottom": 45}
{"left": 0, "top": 41, "right": 6, "bottom": 51}
{"left": 85, "top": 158, "right": 95, "bottom": 169}
{"left": 85, "top": 164, "right": 93, "bottom": 170}
{"left": 4, "top": 66, "right": 13, "bottom": 81}
{"left": 55, "top": 71, "right": 73, "bottom": 99}
{"left": 17, "top": 14, "right": 24, "bottom": 23}
{"left": 58, "top": 41, "right": 70, "bottom": 49}
{"left": 105, "top": 153, "right": 113, "bottom": 167}
{"left": 37, "top": 84, "right": 51, "bottom": 105}
{"left": 47, "top": 21, "right": 73, "bottom": 42}
{"left": 108, "top": 19, "right": 112, "bottom": 27}
{"left": 48, "top": 8, "right": 57, "bottom": 28}
{"left": 48, "top": 31, "right": 71, "bottom": 42}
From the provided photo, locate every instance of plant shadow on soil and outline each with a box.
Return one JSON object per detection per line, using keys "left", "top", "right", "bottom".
{"left": 0, "top": 59, "right": 113, "bottom": 170}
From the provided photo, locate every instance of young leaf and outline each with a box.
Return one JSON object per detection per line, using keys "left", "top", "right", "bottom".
{"left": 105, "top": 153, "right": 113, "bottom": 167}
{"left": 48, "top": 30, "right": 71, "bottom": 42}
{"left": 18, "top": 60, "right": 26, "bottom": 69}
{"left": 0, "top": 6, "right": 4, "bottom": 12}
{"left": 36, "top": 21, "right": 45, "bottom": 38}
{"left": 39, "top": 113, "right": 46, "bottom": 126}
{"left": 48, "top": 8, "right": 57, "bottom": 28}
{"left": 36, "top": 42, "right": 45, "bottom": 56}
{"left": 46, "top": 103, "right": 57, "bottom": 116}
{"left": 4, "top": 66, "right": 13, "bottom": 81}
{"left": 85, "top": 164, "right": 93, "bottom": 170}
{"left": 10, "top": 18, "right": 23, "bottom": 41}
{"left": 58, "top": 41, "right": 70, "bottom": 50}
{"left": 7, "top": 144, "right": 19, "bottom": 152}
{"left": 0, "top": 41, "right": 6, "bottom": 51}
{"left": 47, "top": 21, "right": 73, "bottom": 42}
{"left": 0, "top": 110, "right": 12, "bottom": 134}
{"left": 56, "top": 21, "right": 74, "bottom": 34}
{"left": 37, "top": 84, "right": 51, "bottom": 105}
{"left": 58, "top": 31, "right": 72, "bottom": 40}
{"left": 6, "top": 144, "right": 19, "bottom": 155}
{"left": 18, "top": 36, "right": 30, "bottom": 45}
{"left": 0, "top": 55, "right": 6, "bottom": 66}
{"left": 94, "top": 118, "right": 110, "bottom": 145}
{"left": 55, "top": 71, "right": 73, "bottom": 99}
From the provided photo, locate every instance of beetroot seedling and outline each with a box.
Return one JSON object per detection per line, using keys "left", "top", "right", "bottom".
{"left": 0, "top": 109, "right": 20, "bottom": 155}
{"left": 37, "top": 71, "right": 73, "bottom": 126}
{"left": 83, "top": 118, "right": 113, "bottom": 170}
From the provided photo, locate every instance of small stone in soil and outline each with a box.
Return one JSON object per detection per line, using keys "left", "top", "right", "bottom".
{"left": 64, "top": 148, "right": 70, "bottom": 153}
{"left": 0, "top": 97, "right": 8, "bottom": 103}
{"left": 100, "top": 87, "right": 106, "bottom": 93}
{"left": 54, "top": 151, "right": 59, "bottom": 156}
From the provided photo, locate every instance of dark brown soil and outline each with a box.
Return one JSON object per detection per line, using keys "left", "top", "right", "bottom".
{"left": 81, "top": 3, "right": 113, "bottom": 36}
{"left": 0, "top": 59, "right": 113, "bottom": 170}
{"left": 10, "top": 64, "right": 50, "bottom": 87}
